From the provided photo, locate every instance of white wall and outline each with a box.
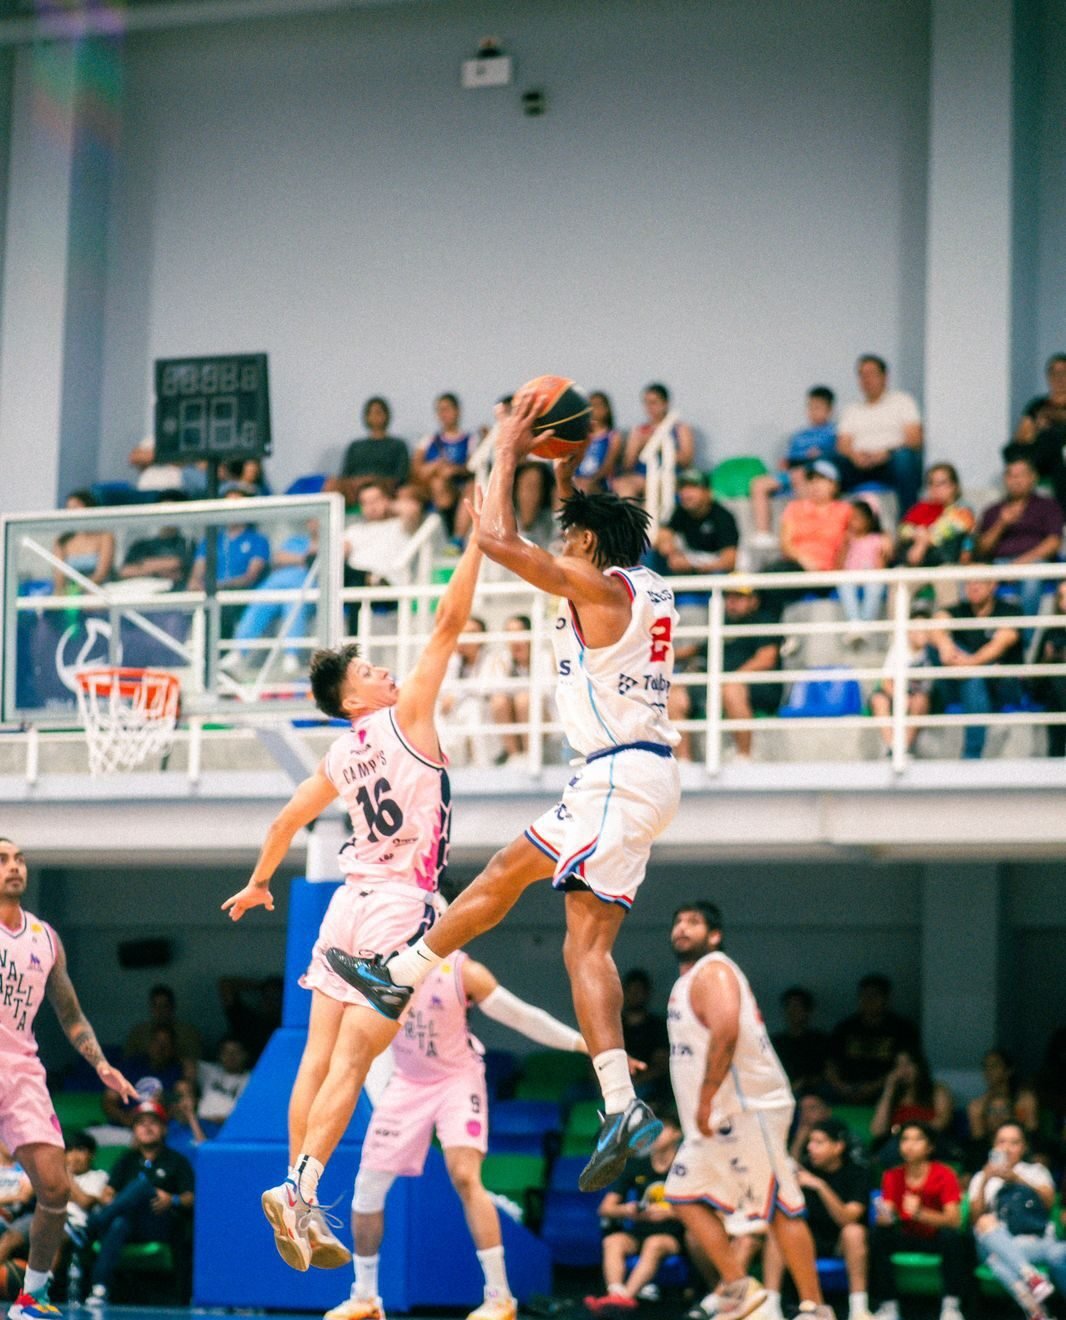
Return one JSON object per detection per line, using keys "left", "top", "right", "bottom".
{"left": 97, "top": 0, "right": 931, "bottom": 491}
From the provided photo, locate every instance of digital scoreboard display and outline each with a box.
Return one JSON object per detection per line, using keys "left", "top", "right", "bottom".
{"left": 154, "top": 354, "right": 272, "bottom": 462}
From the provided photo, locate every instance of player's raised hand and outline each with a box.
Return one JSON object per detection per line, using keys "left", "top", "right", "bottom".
{"left": 496, "top": 391, "right": 541, "bottom": 458}
{"left": 463, "top": 484, "right": 484, "bottom": 534}
{"left": 552, "top": 438, "right": 590, "bottom": 491}
{"left": 222, "top": 882, "right": 275, "bottom": 922}
{"left": 97, "top": 1060, "right": 140, "bottom": 1104}
{"left": 626, "top": 1054, "right": 647, "bottom": 1076}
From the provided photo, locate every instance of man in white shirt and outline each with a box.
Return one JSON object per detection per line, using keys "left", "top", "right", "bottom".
{"left": 968, "top": 1121, "right": 1065, "bottom": 1319}
{"left": 836, "top": 356, "right": 924, "bottom": 513}
{"left": 197, "top": 1038, "right": 252, "bottom": 1126}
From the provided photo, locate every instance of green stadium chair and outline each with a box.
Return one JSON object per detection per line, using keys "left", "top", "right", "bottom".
{"left": 52, "top": 1091, "right": 105, "bottom": 1132}
{"left": 480, "top": 1154, "right": 547, "bottom": 1222}
{"left": 513, "top": 1051, "right": 592, "bottom": 1101}
{"left": 891, "top": 1252, "right": 943, "bottom": 1296}
{"left": 560, "top": 1099, "right": 602, "bottom": 1156}
{"left": 119, "top": 1242, "right": 174, "bottom": 1273}
{"left": 93, "top": 1145, "right": 129, "bottom": 1174}
{"left": 832, "top": 1104, "right": 877, "bottom": 1146}
{"left": 711, "top": 456, "right": 768, "bottom": 499}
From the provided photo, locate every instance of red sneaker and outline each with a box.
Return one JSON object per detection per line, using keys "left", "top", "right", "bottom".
{"left": 584, "top": 1296, "right": 638, "bottom": 1314}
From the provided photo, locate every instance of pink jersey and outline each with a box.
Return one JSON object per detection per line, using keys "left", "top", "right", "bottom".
{"left": 0, "top": 909, "right": 56, "bottom": 1060}
{"left": 323, "top": 707, "right": 451, "bottom": 892}
{"left": 392, "top": 952, "right": 483, "bottom": 1082}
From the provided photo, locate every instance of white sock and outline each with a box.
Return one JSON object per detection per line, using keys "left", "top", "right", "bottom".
{"left": 607, "top": 1283, "right": 629, "bottom": 1297}
{"left": 386, "top": 938, "right": 442, "bottom": 989}
{"left": 476, "top": 1245, "right": 511, "bottom": 1299}
{"left": 764, "top": 1289, "right": 784, "bottom": 1320}
{"left": 798, "top": 1303, "right": 818, "bottom": 1315}
{"left": 699, "top": 1294, "right": 719, "bottom": 1315}
{"left": 354, "top": 1254, "right": 379, "bottom": 1301}
{"left": 941, "top": 1298, "right": 960, "bottom": 1315}
{"left": 290, "top": 1152, "right": 324, "bottom": 1203}
{"left": 593, "top": 1048, "right": 636, "bottom": 1113}
{"left": 850, "top": 1292, "right": 869, "bottom": 1317}
{"left": 24, "top": 1268, "right": 50, "bottom": 1296}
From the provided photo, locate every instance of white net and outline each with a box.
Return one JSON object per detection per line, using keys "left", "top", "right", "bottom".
{"left": 75, "top": 668, "right": 180, "bottom": 775}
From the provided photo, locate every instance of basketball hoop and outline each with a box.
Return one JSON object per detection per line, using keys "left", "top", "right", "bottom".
{"left": 75, "top": 667, "right": 180, "bottom": 775}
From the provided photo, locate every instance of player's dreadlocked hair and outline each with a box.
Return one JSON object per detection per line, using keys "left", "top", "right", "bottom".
{"left": 559, "top": 490, "right": 651, "bottom": 569}
{"left": 309, "top": 642, "right": 361, "bottom": 721}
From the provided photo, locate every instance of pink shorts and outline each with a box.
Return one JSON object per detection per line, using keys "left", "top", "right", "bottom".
{"left": 301, "top": 882, "right": 440, "bottom": 1008}
{"left": 0, "top": 1058, "right": 63, "bottom": 1153}
{"left": 360, "top": 1067, "right": 488, "bottom": 1176}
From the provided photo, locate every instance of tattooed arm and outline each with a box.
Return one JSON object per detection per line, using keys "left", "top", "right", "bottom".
{"left": 46, "top": 934, "right": 139, "bottom": 1103}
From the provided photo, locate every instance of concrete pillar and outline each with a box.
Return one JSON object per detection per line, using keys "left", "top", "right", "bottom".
{"left": 920, "top": 863, "right": 1001, "bottom": 1069}
{"left": 923, "top": 0, "right": 1016, "bottom": 480}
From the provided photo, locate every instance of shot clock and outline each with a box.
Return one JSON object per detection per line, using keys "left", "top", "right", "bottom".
{"left": 154, "top": 354, "right": 272, "bottom": 463}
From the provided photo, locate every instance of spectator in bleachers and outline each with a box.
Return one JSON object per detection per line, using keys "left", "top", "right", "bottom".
{"left": 772, "top": 987, "right": 829, "bottom": 1095}
{"left": 439, "top": 618, "right": 498, "bottom": 767}
{"left": 584, "top": 1116, "right": 684, "bottom": 1314}
{"left": 1014, "top": 353, "right": 1066, "bottom": 514}
{"left": 968, "top": 1121, "right": 1065, "bottom": 1320}
{"left": 220, "top": 456, "right": 271, "bottom": 495}
{"left": 127, "top": 436, "right": 205, "bottom": 496}
{"left": 778, "top": 460, "right": 852, "bottom": 572}
{"left": 53, "top": 491, "right": 114, "bottom": 592}
{"left": 411, "top": 391, "right": 479, "bottom": 489}
{"left": 1032, "top": 579, "right": 1066, "bottom": 756}
{"left": 188, "top": 485, "right": 271, "bottom": 635}
{"left": 750, "top": 386, "right": 838, "bottom": 546}
{"left": 574, "top": 392, "right": 623, "bottom": 493}
{"left": 869, "top": 601, "right": 936, "bottom": 756}
{"left": 104, "top": 1024, "right": 187, "bottom": 1126}
{"left": 652, "top": 469, "right": 739, "bottom": 576}
{"left": 513, "top": 461, "right": 557, "bottom": 550}
{"left": 836, "top": 356, "right": 924, "bottom": 514}
{"left": 762, "top": 1117, "right": 870, "bottom": 1320}
{"left": 975, "top": 454, "right": 1063, "bottom": 621}
{"left": 869, "top": 1122, "right": 968, "bottom": 1320}
{"left": 85, "top": 1100, "right": 194, "bottom": 1307}
{"left": 930, "top": 578, "right": 1024, "bottom": 760}
{"left": 124, "top": 984, "right": 202, "bottom": 1063}
{"left": 196, "top": 1038, "right": 251, "bottom": 1127}
{"left": 117, "top": 503, "right": 192, "bottom": 593}
{"left": 342, "top": 482, "right": 427, "bottom": 631}
{"left": 615, "top": 383, "right": 695, "bottom": 501}
{"left": 967, "top": 1051, "right": 1039, "bottom": 1150}
{"left": 870, "top": 1050, "right": 954, "bottom": 1160}
{"left": 827, "top": 974, "right": 920, "bottom": 1104}
{"left": 712, "top": 582, "right": 783, "bottom": 763}
{"left": 338, "top": 396, "right": 410, "bottom": 492}
{"left": 167, "top": 1080, "right": 212, "bottom": 1160}
{"left": 620, "top": 970, "right": 671, "bottom": 1107}
{"left": 839, "top": 500, "right": 893, "bottom": 641}
{"left": 895, "top": 464, "right": 975, "bottom": 569}
{"left": 789, "top": 1092, "right": 835, "bottom": 1163}
{"left": 486, "top": 614, "right": 540, "bottom": 767}
{"left": 218, "top": 975, "right": 283, "bottom": 1062}
{"left": 221, "top": 520, "right": 318, "bottom": 677}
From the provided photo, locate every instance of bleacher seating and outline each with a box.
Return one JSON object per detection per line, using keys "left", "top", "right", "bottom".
{"left": 488, "top": 1099, "right": 563, "bottom": 1155}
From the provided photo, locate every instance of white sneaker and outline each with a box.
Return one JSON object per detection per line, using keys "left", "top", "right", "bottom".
{"left": 85, "top": 1285, "right": 108, "bottom": 1310}
{"left": 466, "top": 1299, "right": 517, "bottom": 1320}
{"left": 324, "top": 1298, "right": 385, "bottom": 1320}
{"left": 261, "top": 1179, "right": 313, "bottom": 1271}
{"left": 306, "top": 1205, "right": 352, "bottom": 1269}
{"left": 873, "top": 1305, "right": 899, "bottom": 1320}
{"left": 716, "top": 1278, "right": 768, "bottom": 1320}
{"left": 1024, "top": 1270, "right": 1055, "bottom": 1304}
{"left": 940, "top": 1303, "right": 964, "bottom": 1320}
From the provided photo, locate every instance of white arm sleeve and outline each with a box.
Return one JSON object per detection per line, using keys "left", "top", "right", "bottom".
{"left": 478, "top": 986, "right": 584, "bottom": 1052}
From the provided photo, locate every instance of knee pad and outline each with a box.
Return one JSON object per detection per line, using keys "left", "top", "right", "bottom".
{"left": 352, "top": 1167, "right": 395, "bottom": 1214}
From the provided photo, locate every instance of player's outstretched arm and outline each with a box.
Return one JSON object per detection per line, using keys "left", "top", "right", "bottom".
{"left": 46, "top": 935, "right": 139, "bottom": 1103}
{"left": 689, "top": 960, "right": 741, "bottom": 1136}
{"left": 221, "top": 765, "right": 338, "bottom": 921}
{"left": 393, "top": 531, "right": 483, "bottom": 747}
{"left": 462, "top": 958, "right": 588, "bottom": 1053}
{"left": 476, "top": 398, "right": 625, "bottom": 607}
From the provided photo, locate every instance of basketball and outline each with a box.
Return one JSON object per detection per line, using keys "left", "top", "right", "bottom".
{"left": 514, "top": 374, "right": 593, "bottom": 459}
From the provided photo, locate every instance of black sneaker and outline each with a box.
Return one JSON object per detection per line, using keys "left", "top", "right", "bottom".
{"left": 577, "top": 1098, "right": 663, "bottom": 1192}
{"left": 325, "top": 949, "right": 413, "bottom": 1020}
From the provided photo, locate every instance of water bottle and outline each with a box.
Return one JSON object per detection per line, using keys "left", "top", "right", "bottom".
{"left": 68, "top": 1246, "right": 83, "bottom": 1307}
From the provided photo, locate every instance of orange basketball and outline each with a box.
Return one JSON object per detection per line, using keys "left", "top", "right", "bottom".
{"left": 513, "top": 375, "right": 593, "bottom": 459}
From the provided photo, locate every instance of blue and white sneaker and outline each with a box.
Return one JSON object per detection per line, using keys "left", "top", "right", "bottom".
{"left": 578, "top": 1099, "right": 663, "bottom": 1192}
{"left": 325, "top": 950, "right": 413, "bottom": 1021}
{"left": 9, "top": 1290, "right": 62, "bottom": 1320}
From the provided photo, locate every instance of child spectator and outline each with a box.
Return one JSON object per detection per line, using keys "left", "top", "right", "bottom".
{"left": 869, "top": 1122, "right": 968, "bottom": 1320}
{"left": 750, "top": 386, "right": 838, "bottom": 545}
{"left": 839, "top": 500, "right": 893, "bottom": 641}
{"left": 584, "top": 1116, "right": 684, "bottom": 1313}
{"left": 869, "top": 602, "right": 935, "bottom": 755}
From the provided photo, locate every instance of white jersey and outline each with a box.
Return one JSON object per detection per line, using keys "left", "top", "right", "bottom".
{"left": 668, "top": 952, "right": 792, "bottom": 1134}
{"left": 552, "top": 564, "right": 680, "bottom": 757}
{"left": 323, "top": 707, "right": 450, "bottom": 892}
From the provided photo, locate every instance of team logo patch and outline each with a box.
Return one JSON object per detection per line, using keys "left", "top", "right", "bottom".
{"left": 466, "top": 1120, "right": 482, "bottom": 1137}
{"left": 29, "top": 953, "right": 42, "bottom": 971}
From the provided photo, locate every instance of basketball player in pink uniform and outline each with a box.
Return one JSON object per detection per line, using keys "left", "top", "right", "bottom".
{"left": 0, "top": 838, "right": 138, "bottom": 1320}
{"left": 327, "top": 950, "right": 586, "bottom": 1320}
{"left": 328, "top": 389, "right": 682, "bottom": 1193}
{"left": 221, "top": 532, "right": 485, "bottom": 1272}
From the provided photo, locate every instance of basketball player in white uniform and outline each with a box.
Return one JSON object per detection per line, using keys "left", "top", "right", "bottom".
{"left": 0, "top": 838, "right": 138, "bottom": 1320}
{"left": 327, "top": 389, "right": 681, "bottom": 1193}
{"left": 221, "top": 532, "right": 485, "bottom": 1272}
{"left": 665, "top": 901, "right": 831, "bottom": 1320}
{"left": 327, "top": 951, "right": 586, "bottom": 1320}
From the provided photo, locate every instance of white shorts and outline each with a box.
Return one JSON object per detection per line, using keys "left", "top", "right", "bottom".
{"left": 665, "top": 1106, "right": 804, "bottom": 1224}
{"left": 525, "top": 745, "right": 680, "bottom": 909}
{"left": 360, "top": 1067, "right": 488, "bottom": 1177}
{"left": 301, "top": 882, "right": 440, "bottom": 1008}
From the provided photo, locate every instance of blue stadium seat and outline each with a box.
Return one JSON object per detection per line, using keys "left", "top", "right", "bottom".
{"left": 780, "top": 668, "right": 863, "bottom": 718}
{"left": 549, "top": 1154, "right": 591, "bottom": 1191}
{"left": 625, "top": 1252, "right": 691, "bottom": 1288}
{"left": 540, "top": 1188, "right": 603, "bottom": 1266}
{"left": 489, "top": 1100, "right": 563, "bottom": 1155}
{"left": 285, "top": 473, "right": 328, "bottom": 495}
{"left": 817, "top": 1257, "right": 849, "bottom": 1293}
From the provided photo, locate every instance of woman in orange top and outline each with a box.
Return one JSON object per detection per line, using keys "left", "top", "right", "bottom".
{"left": 778, "top": 459, "right": 852, "bottom": 571}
